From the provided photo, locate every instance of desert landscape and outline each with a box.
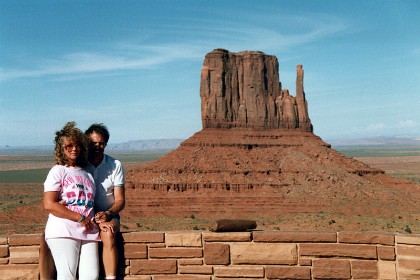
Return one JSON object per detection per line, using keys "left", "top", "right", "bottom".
{"left": 1, "top": 49, "right": 419, "bottom": 236}
{"left": 0, "top": 144, "right": 419, "bottom": 235}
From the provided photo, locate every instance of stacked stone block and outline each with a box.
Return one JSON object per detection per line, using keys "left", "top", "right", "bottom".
{"left": 0, "top": 231, "right": 419, "bottom": 279}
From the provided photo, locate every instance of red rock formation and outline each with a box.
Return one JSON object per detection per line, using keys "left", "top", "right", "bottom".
{"left": 200, "top": 49, "right": 312, "bottom": 131}
{"left": 125, "top": 49, "right": 420, "bottom": 224}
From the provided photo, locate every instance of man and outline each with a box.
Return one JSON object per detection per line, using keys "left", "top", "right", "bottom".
{"left": 85, "top": 123, "right": 125, "bottom": 280}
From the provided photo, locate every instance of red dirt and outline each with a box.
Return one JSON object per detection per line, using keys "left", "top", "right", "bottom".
{"left": 124, "top": 129, "right": 420, "bottom": 233}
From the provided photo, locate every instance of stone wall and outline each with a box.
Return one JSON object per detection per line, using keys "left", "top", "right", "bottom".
{"left": 1, "top": 231, "right": 419, "bottom": 279}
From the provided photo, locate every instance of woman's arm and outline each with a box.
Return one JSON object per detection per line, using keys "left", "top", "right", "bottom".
{"left": 44, "top": 191, "right": 95, "bottom": 230}
{"left": 44, "top": 191, "right": 82, "bottom": 222}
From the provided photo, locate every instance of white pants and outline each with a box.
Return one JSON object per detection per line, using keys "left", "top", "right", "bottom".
{"left": 46, "top": 238, "right": 99, "bottom": 280}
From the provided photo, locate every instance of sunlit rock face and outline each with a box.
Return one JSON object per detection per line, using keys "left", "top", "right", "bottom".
{"left": 125, "top": 49, "right": 420, "bottom": 225}
{"left": 200, "top": 49, "right": 312, "bottom": 131}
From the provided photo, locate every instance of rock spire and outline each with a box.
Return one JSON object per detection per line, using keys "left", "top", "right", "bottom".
{"left": 200, "top": 49, "right": 312, "bottom": 131}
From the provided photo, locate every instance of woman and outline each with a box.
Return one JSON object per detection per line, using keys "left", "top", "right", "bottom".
{"left": 44, "top": 122, "right": 100, "bottom": 280}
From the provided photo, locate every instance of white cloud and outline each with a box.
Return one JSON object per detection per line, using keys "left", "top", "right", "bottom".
{"left": 395, "top": 119, "right": 417, "bottom": 128}
{"left": 0, "top": 11, "right": 350, "bottom": 83}
{"left": 366, "top": 123, "right": 387, "bottom": 131}
{"left": 351, "top": 120, "right": 418, "bottom": 135}
{"left": 0, "top": 46, "right": 195, "bottom": 82}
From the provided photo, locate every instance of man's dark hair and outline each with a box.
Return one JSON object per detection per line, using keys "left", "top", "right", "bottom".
{"left": 85, "top": 123, "right": 110, "bottom": 144}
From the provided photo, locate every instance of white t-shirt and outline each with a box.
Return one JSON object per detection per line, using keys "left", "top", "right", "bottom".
{"left": 44, "top": 165, "right": 100, "bottom": 241}
{"left": 87, "top": 154, "right": 124, "bottom": 212}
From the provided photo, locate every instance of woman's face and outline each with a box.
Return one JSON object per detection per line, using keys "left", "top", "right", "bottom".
{"left": 62, "top": 137, "right": 80, "bottom": 165}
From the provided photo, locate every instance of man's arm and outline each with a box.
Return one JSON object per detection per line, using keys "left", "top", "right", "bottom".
{"left": 109, "top": 159, "right": 125, "bottom": 215}
{"left": 95, "top": 187, "right": 125, "bottom": 223}
{"left": 108, "top": 186, "right": 125, "bottom": 215}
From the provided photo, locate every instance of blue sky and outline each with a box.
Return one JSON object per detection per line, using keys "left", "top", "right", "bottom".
{"left": 1, "top": 0, "right": 419, "bottom": 146}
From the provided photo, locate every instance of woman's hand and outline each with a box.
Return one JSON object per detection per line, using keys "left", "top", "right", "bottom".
{"left": 80, "top": 217, "right": 97, "bottom": 231}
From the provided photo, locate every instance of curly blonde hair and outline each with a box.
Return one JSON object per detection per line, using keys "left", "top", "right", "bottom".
{"left": 54, "top": 122, "right": 89, "bottom": 167}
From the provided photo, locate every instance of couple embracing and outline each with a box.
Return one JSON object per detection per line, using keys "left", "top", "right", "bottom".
{"left": 41, "top": 122, "right": 125, "bottom": 280}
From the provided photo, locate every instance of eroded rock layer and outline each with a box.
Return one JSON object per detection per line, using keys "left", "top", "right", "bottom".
{"left": 128, "top": 129, "right": 383, "bottom": 191}
{"left": 200, "top": 49, "right": 312, "bottom": 131}
{"left": 125, "top": 128, "right": 420, "bottom": 219}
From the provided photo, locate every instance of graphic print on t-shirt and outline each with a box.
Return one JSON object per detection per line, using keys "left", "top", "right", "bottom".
{"left": 62, "top": 173, "right": 95, "bottom": 210}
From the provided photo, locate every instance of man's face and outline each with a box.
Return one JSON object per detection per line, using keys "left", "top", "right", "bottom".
{"left": 88, "top": 132, "right": 106, "bottom": 156}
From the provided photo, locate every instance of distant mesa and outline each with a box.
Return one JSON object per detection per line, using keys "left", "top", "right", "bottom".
{"left": 200, "top": 48, "right": 312, "bottom": 131}
{"left": 107, "top": 139, "right": 184, "bottom": 151}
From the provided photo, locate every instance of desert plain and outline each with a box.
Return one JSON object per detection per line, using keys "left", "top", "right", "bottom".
{"left": 1, "top": 144, "right": 419, "bottom": 235}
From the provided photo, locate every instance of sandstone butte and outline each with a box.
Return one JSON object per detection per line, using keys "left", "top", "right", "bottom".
{"left": 126, "top": 49, "right": 420, "bottom": 229}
